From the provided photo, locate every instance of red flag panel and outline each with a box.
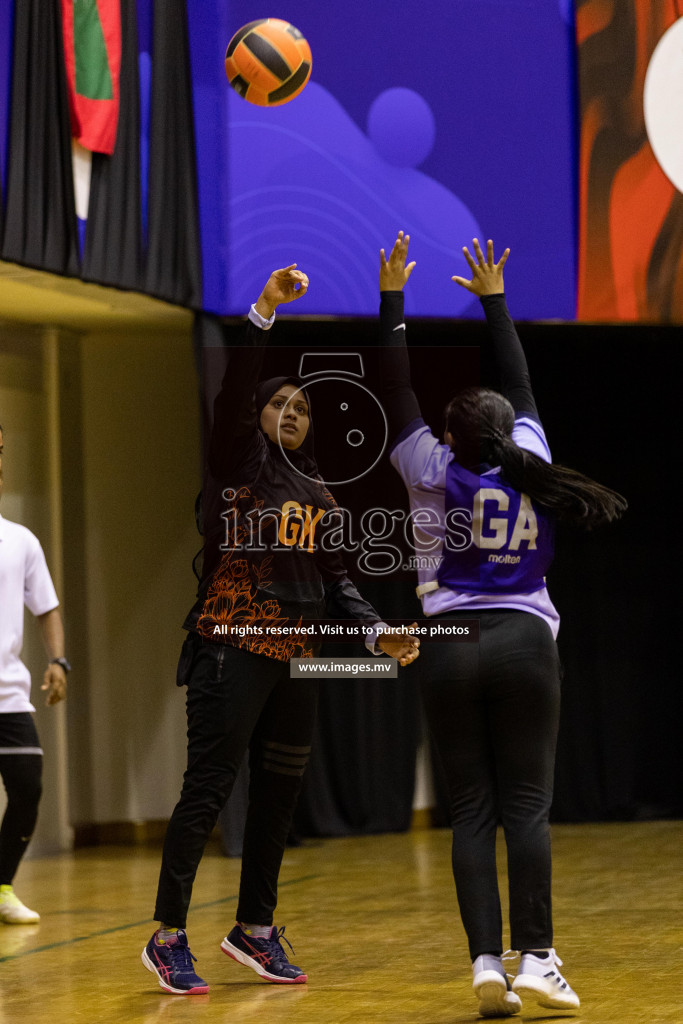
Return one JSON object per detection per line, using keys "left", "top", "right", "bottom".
{"left": 576, "top": 0, "right": 683, "bottom": 322}
{"left": 61, "top": 0, "right": 121, "bottom": 155}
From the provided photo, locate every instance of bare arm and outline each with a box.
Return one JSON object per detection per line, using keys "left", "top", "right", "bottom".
{"left": 37, "top": 607, "right": 67, "bottom": 705}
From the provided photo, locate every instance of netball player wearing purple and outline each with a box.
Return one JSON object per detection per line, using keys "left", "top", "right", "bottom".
{"left": 378, "top": 233, "right": 626, "bottom": 1017}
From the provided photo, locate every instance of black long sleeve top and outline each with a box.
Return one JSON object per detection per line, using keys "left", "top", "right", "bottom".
{"left": 378, "top": 290, "right": 540, "bottom": 443}
{"left": 184, "top": 311, "right": 384, "bottom": 660}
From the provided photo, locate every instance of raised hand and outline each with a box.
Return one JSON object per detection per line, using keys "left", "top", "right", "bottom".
{"left": 452, "top": 238, "right": 509, "bottom": 296}
{"left": 255, "top": 265, "right": 309, "bottom": 319}
{"left": 380, "top": 230, "right": 416, "bottom": 292}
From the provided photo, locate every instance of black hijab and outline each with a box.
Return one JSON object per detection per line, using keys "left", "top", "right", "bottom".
{"left": 254, "top": 375, "right": 319, "bottom": 479}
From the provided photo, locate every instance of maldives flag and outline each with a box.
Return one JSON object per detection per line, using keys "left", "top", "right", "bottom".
{"left": 61, "top": 0, "right": 121, "bottom": 155}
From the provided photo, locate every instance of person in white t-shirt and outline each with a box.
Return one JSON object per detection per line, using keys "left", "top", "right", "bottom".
{"left": 0, "top": 424, "right": 70, "bottom": 924}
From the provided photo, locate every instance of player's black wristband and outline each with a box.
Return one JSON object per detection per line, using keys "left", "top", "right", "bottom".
{"left": 50, "top": 657, "right": 71, "bottom": 674}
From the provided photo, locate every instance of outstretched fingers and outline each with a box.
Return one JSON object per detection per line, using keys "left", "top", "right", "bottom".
{"left": 472, "top": 237, "right": 487, "bottom": 266}
{"left": 495, "top": 245, "right": 510, "bottom": 272}
{"left": 453, "top": 244, "right": 478, "bottom": 290}
{"left": 452, "top": 238, "right": 510, "bottom": 295}
{"left": 379, "top": 230, "right": 416, "bottom": 289}
{"left": 460, "top": 244, "right": 478, "bottom": 273}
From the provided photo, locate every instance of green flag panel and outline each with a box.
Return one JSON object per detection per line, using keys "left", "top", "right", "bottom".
{"left": 74, "top": 0, "right": 113, "bottom": 100}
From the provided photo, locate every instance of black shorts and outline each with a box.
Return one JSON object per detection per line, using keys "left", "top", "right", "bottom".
{"left": 0, "top": 712, "right": 43, "bottom": 755}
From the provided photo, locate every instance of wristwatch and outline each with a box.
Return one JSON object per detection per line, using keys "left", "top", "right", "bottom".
{"left": 50, "top": 657, "right": 71, "bottom": 674}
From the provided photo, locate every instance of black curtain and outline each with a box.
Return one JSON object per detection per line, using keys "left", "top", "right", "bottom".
{"left": 1, "top": 0, "right": 79, "bottom": 274}
{"left": 529, "top": 327, "right": 681, "bottom": 822}
{"left": 144, "top": 0, "right": 201, "bottom": 306}
{"left": 82, "top": 0, "right": 143, "bottom": 291}
{"left": 228, "top": 314, "right": 682, "bottom": 827}
{"left": 2, "top": 0, "right": 201, "bottom": 307}
{"left": 294, "top": 585, "right": 421, "bottom": 837}
{"left": 194, "top": 314, "right": 422, "bottom": 841}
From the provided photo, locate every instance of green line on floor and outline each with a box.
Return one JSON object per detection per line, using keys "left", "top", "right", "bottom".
{"left": 0, "top": 874, "right": 319, "bottom": 962}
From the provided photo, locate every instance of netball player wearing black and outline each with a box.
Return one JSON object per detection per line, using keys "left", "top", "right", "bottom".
{"left": 378, "top": 234, "right": 626, "bottom": 1017}
{"left": 142, "top": 265, "right": 420, "bottom": 995}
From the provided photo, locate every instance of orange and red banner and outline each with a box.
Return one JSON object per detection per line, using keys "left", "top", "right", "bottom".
{"left": 576, "top": 1, "right": 683, "bottom": 322}
{"left": 61, "top": 0, "right": 121, "bottom": 155}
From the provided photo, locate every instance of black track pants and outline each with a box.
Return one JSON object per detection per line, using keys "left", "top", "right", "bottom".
{"left": 0, "top": 713, "right": 43, "bottom": 884}
{"left": 154, "top": 638, "right": 318, "bottom": 929}
{"left": 419, "top": 610, "right": 561, "bottom": 958}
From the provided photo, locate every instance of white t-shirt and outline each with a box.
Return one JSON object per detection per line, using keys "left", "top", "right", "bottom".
{"left": 0, "top": 514, "right": 59, "bottom": 713}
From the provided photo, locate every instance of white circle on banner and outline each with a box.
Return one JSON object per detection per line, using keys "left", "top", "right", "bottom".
{"left": 644, "top": 17, "right": 683, "bottom": 194}
{"left": 277, "top": 375, "right": 387, "bottom": 486}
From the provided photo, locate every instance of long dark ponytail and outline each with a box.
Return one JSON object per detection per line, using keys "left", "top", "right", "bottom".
{"left": 445, "top": 387, "right": 627, "bottom": 529}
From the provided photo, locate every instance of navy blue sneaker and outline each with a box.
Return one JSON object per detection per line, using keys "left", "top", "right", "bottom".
{"left": 141, "top": 929, "right": 209, "bottom": 994}
{"left": 220, "top": 924, "right": 307, "bottom": 983}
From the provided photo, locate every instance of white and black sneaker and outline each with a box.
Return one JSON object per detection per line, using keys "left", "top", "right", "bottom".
{"left": 512, "top": 948, "right": 580, "bottom": 1010}
{"left": 472, "top": 954, "right": 522, "bottom": 1017}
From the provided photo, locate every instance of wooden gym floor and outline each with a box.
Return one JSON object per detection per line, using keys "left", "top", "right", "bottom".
{"left": 0, "top": 820, "right": 680, "bottom": 1024}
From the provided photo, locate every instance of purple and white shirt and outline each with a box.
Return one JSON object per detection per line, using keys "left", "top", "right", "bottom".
{"left": 390, "top": 414, "right": 560, "bottom": 637}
